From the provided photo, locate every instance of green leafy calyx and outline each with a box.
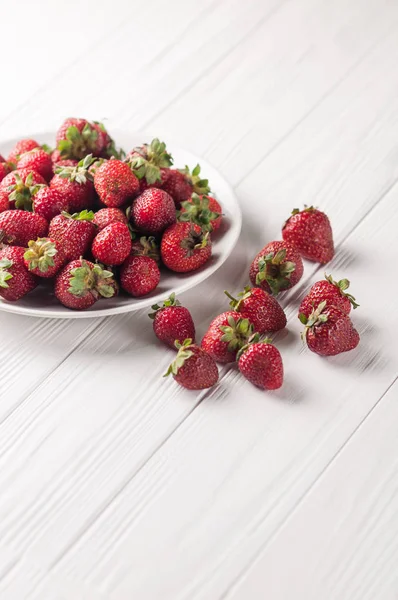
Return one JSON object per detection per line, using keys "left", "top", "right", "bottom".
{"left": 218, "top": 316, "right": 254, "bottom": 352}
{"left": 178, "top": 193, "right": 220, "bottom": 232}
{"left": 255, "top": 249, "right": 296, "bottom": 295}
{"left": 0, "top": 258, "right": 13, "bottom": 288}
{"left": 68, "top": 260, "right": 115, "bottom": 298}
{"left": 180, "top": 227, "right": 209, "bottom": 256}
{"left": 164, "top": 338, "right": 194, "bottom": 377}
{"left": 24, "top": 238, "right": 58, "bottom": 273}
{"left": 127, "top": 138, "right": 173, "bottom": 184}
{"left": 55, "top": 154, "right": 95, "bottom": 184}
{"left": 324, "top": 273, "right": 359, "bottom": 309}
{"left": 301, "top": 300, "right": 328, "bottom": 340}
{"left": 7, "top": 172, "right": 45, "bottom": 211}
{"left": 178, "top": 164, "right": 210, "bottom": 195}
{"left": 149, "top": 292, "right": 180, "bottom": 319}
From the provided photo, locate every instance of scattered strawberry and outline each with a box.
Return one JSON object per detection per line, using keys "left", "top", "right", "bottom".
{"left": 51, "top": 154, "right": 95, "bottom": 212}
{"left": 17, "top": 148, "right": 53, "bottom": 182}
{"left": 249, "top": 240, "right": 303, "bottom": 295}
{"left": 164, "top": 338, "right": 218, "bottom": 390}
{"left": 120, "top": 255, "right": 160, "bottom": 297}
{"left": 299, "top": 274, "right": 359, "bottom": 319}
{"left": 225, "top": 286, "right": 286, "bottom": 333}
{"left": 55, "top": 258, "right": 116, "bottom": 310}
{"left": 201, "top": 311, "right": 254, "bottom": 363}
{"left": 56, "top": 118, "right": 116, "bottom": 160}
{"left": 300, "top": 301, "right": 360, "bottom": 356}
{"left": 131, "top": 235, "right": 160, "bottom": 262}
{"left": 0, "top": 245, "right": 38, "bottom": 301}
{"left": 238, "top": 339, "right": 284, "bottom": 390}
{"left": 127, "top": 138, "right": 173, "bottom": 186}
{"left": 7, "top": 139, "right": 40, "bottom": 165}
{"left": 131, "top": 188, "right": 176, "bottom": 234}
{"left": 93, "top": 207, "right": 128, "bottom": 230}
{"left": 161, "top": 222, "right": 212, "bottom": 273}
{"left": 24, "top": 237, "right": 65, "bottom": 278}
{"left": 161, "top": 164, "right": 210, "bottom": 207}
{"left": 0, "top": 169, "right": 46, "bottom": 210}
{"left": 92, "top": 222, "right": 131, "bottom": 266}
{"left": 282, "top": 206, "right": 334, "bottom": 264}
{"left": 48, "top": 210, "right": 97, "bottom": 261}
{"left": 33, "top": 187, "right": 69, "bottom": 221}
{"left": 149, "top": 293, "right": 195, "bottom": 348}
{"left": 94, "top": 159, "right": 139, "bottom": 207}
{"left": 0, "top": 210, "right": 48, "bottom": 246}
{"left": 178, "top": 193, "right": 222, "bottom": 232}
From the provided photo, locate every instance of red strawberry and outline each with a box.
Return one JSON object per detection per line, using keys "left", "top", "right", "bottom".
{"left": 149, "top": 293, "right": 195, "bottom": 348}
{"left": 48, "top": 210, "right": 97, "bottom": 261}
{"left": 0, "top": 162, "right": 11, "bottom": 184}
{"left": 93, "top": 207, "right": 128, "bottom": 231}
{"left": 55, "top": 258, "right": 116, "bottom": 310}
{"left": 282, "top": 206, "right": 334, "bottom": 264}
{"left": 131, "top": 235, "right": 160, "bottom": 262}
{"left": 161, "top": 163, "right": 210, "bottom": 207}
{"left": 164, "top": 338, "right": 218, "bottom": 390}
{"left": 225, "top": 286, "right": 286, "bottom": 333}
{"left": 33, "top": 187, "right": 69, "bottom": 221}
{"left": 131, "top": 188, "right": 176, "bottom": 235}
{"left": 94, "top": 160, "right": 139, "bottom": 207}
{"left": 51, "top": 155, "right": 95, "bottom": 212}
{"left": 161, "top": 222, "right": 212, "bottom": 273}
{"left": 92, "top": 222, "right": 131, "bottom": 266}
{"left": 0, "top": 169, "right": 46, "bottom": 210}
{"left": 238, "top": 340, "right": 284, "bottom": 390}
{"left": 249, "top": 240, "right": 303, "bottom": 295}
{"left": 178, "top": 193, "right": 222, "bottom": 232}
{"left": 17, "top": 148, "right": 53, "bottom": 182}
{"left": 299, "top": 274, "right": 359, "bottom": 319}
{"left": 56, "top": 118, "right": 106, "bottom": 160}
{"left": 51, "top": 149, "right": 78, "bottom": 171}
{"left": 120, "top": 255, "right": 160, "bottom": 297}
{"left": 23, "top": 237, "right": 65, "bottom": 278}
{"left": 0, "top": 210, "right": 48, "bottom": 246}
{"left": 7, "top": 139, "right": 40, "bottom": 165}
{"left": 127, "top": 138, "right": 173, "bottom": 186}
{"left": 300, "top": 301, "right": 360, "bottom": 356}
{"left": 0, "top": 246, "right": 38, "bottom": 301}
{"left": 201, "top": 311, "right": 254, "bottom": 363}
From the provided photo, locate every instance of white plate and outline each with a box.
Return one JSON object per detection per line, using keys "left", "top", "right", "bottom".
{"left": 0, "top": 130, "right": 242, "bottom": 318}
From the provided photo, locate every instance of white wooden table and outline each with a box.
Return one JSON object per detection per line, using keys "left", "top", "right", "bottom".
{"left": 1, "top": 1, "right": 398, "bottom": 598}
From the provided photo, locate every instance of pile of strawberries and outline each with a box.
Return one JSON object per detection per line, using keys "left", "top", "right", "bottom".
{"left": 153, "top": 207, "right": 360, "bottom": 391}
{"left": 0, "top": 118, "right": 222, "bottom": 309}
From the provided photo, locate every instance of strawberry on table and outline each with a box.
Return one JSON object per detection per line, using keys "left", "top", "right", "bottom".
{"left": 48, "top": 210, "right": 97, "bottom": 261}
{"left": 238, "top": 339, "right": 284, "bottom": 390}
{"left": 299, "top": 274, "right": 359, "bottom": 319}
{"left": 93, "top": 207, "right": 128, "bottom": 231}
{"left": 282, "top": 206, "right": 334, "bottom": 264}
{"left": 178, "top": 193, "right": 222, "bottom": 232}
{"left": 131, "top": 235, "right": 160, "bottom": 262}
{"left": 120, "top": 255, "right": 160, "bottom": 297}
{"left": 0, "top": 169, "right": 46, "bottom": 211}
{"left": 131, "top": 188, "right": 176, "bottom": 235}
{"left": 161, "top": 164, "right": 210, "bottom": 207}
{"left": 0, "top": 246, "right": 38, "bottom": 301}
{"left": 55, "top": 259, "right": 117, "bottom": 310}
{"left": 94, "top": 159, "right": 139, "bottom": 207}
{"left": 33, "top": 187, "right": 69, "bottom": 221}
{"left": 149, "top": 293, "right": 195, "bottom": 348}
{"left": 201, "top": 311, "right": 254, "bottom": 363}
{"left": 225, "top": 286, "right": 287, "bottom": 333}
{"left": 249, "top": 240, "right": 303, "bottom": 295}
{"left": 164, "top": 339, "right": 218, "bottom": 390}
{"left": 300, "top": 301, "right": 360, "bottom": 356}
{"left": 92, "top": 222, "right": 131, "bottom": 266}
{"left": 17, "top": 148, "right": 53, "bottom": 182}
{"left": 51, "top": 154, "right": 95, "bottom": 212}
{"left": 7, "top": 139, "right": 40, "bottom": 165}
{"left": 127, "top": 138, "right": 173, "bottom": 187}
{"left": 161, "top": 222, "right": 212, "bottom": 273}
{"left": 0, "top": 210, "right": 48, "bottom": 246}
{"left": 24, "top": 237, "right": 65, "bottom": 278}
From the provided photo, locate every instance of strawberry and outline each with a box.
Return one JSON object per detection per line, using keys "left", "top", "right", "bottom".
{"left": 93, "top": 207, "right": 128, "bottom": 231}
{"left": 17, "top": 148, "right": 53, "bottom": 182}
{"left": 300, "top": 301, "right": 360, "bottom": 356}
{"left": 131, "top": 235, "right": 160, "bottom": 262}
{"left": 24, "top": 237, "right": 65, "bottom": 278}
{"left": 48, "top": 210, "right": 97, "bottom": 261}
{"left": 149, "top": 293, "right": 195, "bottom": 348}
{"left": 94, "top": 159, "right": 139, "bottom": 207}
{"left": 0, "top": 169, "right": 46, "bottom": 210}
{"left": 0, "top": 210, "right": 48, "bottom": 246}
{"left": 131, "top": 188, "right": 176, "bottom": 235}
{"left": 0, "top": 162, "right": 11, "bottom": 184}
{"left": 51, "top": 149, "right": 78, "bottom": 170}
{"left": 164, "top": 339, "right": 218, "bottom": 390}
{"left": 201, "top": 311, "right": 254, "bottom": 363}
{"left": 161, "top": 164, "right": 210, "bottom": 207}
{"left": 127, "top": 138, "right": 173, "bottom": 186}
{"left": 249, "top": 240, "right": 303, "bottom": 295}
{"left": 120, "top": 255, "right": 160, "bottom": 297}
{"left": 299, "top": 274, "right": 359, "bottom": 319}
{"left": 238, "top": 339, "right": 284, "bottom": 390}
{"left": 225, "top": 286, "right": 287, "bottom": 333}
{"left": 161, "top": 222, "right": 212, "bottom": 273}
{"left": 282, "top": 206, "right": 334, "bottom": 264}
{"left": 55, "top": 258, "right": 116, "bottom": 310}
{"left": 0, "top": 246, "right": 38, "bottom": 301}
{"left": 33, "top": 187, "right": 69, "bottom": 221}
{"left": 56, "top": 118, "right": 114, "bottom": 160}
{"left": 92, "top": 222, "right": 131, "bottom": 266}
{"left": 7, "top": 139, "right": 40, "bottom": 165}
{"left": 178, "top": 193, "right": 222, "bottom": 232}
{"left": 51, "top": 155, "right": 95, "bottom": 212}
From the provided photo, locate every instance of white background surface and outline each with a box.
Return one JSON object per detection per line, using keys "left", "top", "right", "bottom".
{"left": 0, "top": 1, "right": 398, "bottom": 598}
